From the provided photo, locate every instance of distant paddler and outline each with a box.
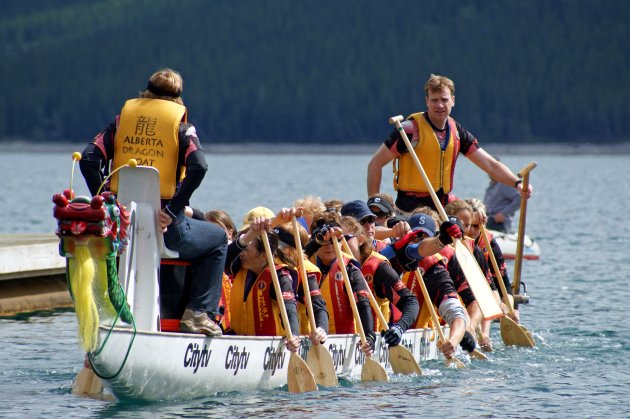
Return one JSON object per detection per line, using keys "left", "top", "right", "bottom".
{"left": 367, "top": 73, "right": 532, "bottom": 215}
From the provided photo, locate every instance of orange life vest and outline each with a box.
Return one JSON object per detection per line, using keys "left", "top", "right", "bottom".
{"left": 319, "top": 254, "right": 357, "bottom": 334}
{"left": 111, "top": 98, "right": 187, "bottom": 199}
{"left": 393, "top": 112, "right": 459, "bottom": 193}
{"left": 361, "top": 251, "right": 391, "bottom": 332}
{"left": 229, "top": 264, "right": 293, "bottom": 336}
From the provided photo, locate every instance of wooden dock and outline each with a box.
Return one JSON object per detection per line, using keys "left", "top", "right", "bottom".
{"left": 0, "top": 234, "right": 71, "bottom": 316}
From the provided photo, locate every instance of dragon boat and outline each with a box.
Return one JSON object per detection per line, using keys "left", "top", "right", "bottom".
{"left": 53, "top": 164, "right": 443, "bottom": 402}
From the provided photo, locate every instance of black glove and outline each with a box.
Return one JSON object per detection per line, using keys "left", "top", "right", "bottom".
{"left": 438, "top": 217, "right": 463, "bottom": 246}
{"left": 383, "top": 324, "right": 404, "bottom": 347}
{"left": 460, "top": 330, "right": 476, "bottom": 353}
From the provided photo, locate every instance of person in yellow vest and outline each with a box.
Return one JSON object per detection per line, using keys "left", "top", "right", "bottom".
{"left": 378, "top": 210, "right": 474, "bottom": 358}
{"left": 272, "top": 222, "right": 329, "bottom": 345}
{"left": 80, "top": 68, "right": 226, "bottom": 336}
{"left": 339, "top": 216, "right": 418, "bottom": 348}
{"left": 366, "top": 74, "right": 533, "bottom": 214}
{"left": 225, "top": 212, "right": 301, "bottom": 352}
{"left": 304, "top": 212, "right": 376, "bottom": 356}
{"left": 444, "top": 199, "right": 510, "bottom": 352}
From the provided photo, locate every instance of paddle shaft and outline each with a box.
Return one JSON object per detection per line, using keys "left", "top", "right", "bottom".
{"left": 260, "top": 230, "right": 295, "bottom": 341}
{"left": 389, "top": 117, "right": 450, "bottom": 223}
{"left": 331, "top": 235, "right": 369, "bottom": 347}
{"left": 291, "top": 217, "right": 318, "bottom": 332}
{"left": 341, "top": 237, "right": 390, "bottom": 332}
{"left": 480, "top": 224, "right": 516, "bottom": 317}
{"left": 512, "top": 162, "right": 537, "bottom": 295}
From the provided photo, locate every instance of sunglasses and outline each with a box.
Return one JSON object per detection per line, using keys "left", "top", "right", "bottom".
{"left": 343, "top": 234, "right": 355, "bottom": 241}
{"left": 372, "top": 211, "right": 390, "bottom": 218}
{"left": 361, "top": 217, "right": 376, "bottom": 225}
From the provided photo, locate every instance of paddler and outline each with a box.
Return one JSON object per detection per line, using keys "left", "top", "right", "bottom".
{"left": 379, "top": 210, "right": 475, "bottom": 358}
{"left": 272, "top": 219, "right": 330, "bottom": 346}
{"left": 225, "top": 208, "right": 301, "bottom": 352}
{"left": 339, "top": 215, "right": 419, "bottom": 348}
{"left": 444, "top": 199, "right": 508, "bottom": 351}
{"left": 304, "top": 211, "right": 376, "bottom": 357}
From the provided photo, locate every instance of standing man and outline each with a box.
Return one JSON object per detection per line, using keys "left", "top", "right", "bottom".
{"left": 80, "top": 68, "right": 227, "bottom": 336}
{"left": 367, "top": 74, "right": 532, "bottom": 214}
{"left": 484, "top": 157, "right": 522, "bottom": 233}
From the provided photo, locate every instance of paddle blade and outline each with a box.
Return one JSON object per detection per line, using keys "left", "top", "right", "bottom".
{"left": 469, "top": 349, "right": 489, "bottom": 361}
{"left": 72, "top": 367, "right": 103, "bottom": 396}
{"left": 388, "top": 345, "right": 422, "bottom": 375}
{"left": 306, "top": 344, "right": 339, "bottom": 387}
{"left": 360, "top": 357, "right": 389, "bottom": 382}
{"left": 287, "top": 353, "right": 318, "bottom": 394}
{"left": 454, "top": 241, "right": 503, "bottom": 320}
{"left": 500, "top": 316, "right": 536, "bottom": 347}
{"left": 445, "top": 357, "right": 466, "bottom": 369}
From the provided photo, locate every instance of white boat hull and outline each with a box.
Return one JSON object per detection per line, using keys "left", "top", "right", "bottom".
{"left": 490, "top": 230, "right": 540, "bottom": 260}
{"left": 91, "top": 325, "right": 443, "bottom": 401}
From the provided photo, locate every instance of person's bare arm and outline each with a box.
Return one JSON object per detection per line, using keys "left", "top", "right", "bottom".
{"left": 367, "top": 144, "right": 396, "bottom": 197}
{"left": 467, "top": 148, "right": 533, "bottom": 198}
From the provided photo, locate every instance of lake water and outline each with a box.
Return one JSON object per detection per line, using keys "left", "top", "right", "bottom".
{"left": 1, "top": 149, "right": 629, "bottom": 418}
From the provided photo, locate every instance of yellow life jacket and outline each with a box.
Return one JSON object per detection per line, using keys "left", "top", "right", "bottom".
{"left": 229, "top": 265, "right": 290, "bottom": 336}
{"left": 393, "top": 112, "right": 459, "bottom": 193}
{"left": 111, "top": 98, "right": 187, "bottom": 199}
{"left": 361, "top": 251, "right": 391, "bottom": 332}
{"left": 298, "top": 259, "right": 322, "bottom": 335}
{"left": 319, "top": 253, "right": 356, "bottom": 334}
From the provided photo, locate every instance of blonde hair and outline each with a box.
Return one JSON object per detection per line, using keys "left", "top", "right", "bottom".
{"left": 140, "top": 68, "right": 184, "bottom": 105}
{"left": 424, "top": 74, "right": 455, "bottom": 97}
{"left": 323, "top": 198, "right": 344, "bottom": 213}
{"left": 294, "top": 195, "right": 326, "bottom": 214}
{"left": 465, "top": 198, "right": 487, "bottom": 219}
{"left": 340, "top": 216, "right": 372, "bottom": 262}
{"left": 444, "top": 199, "right": 473, "bottom": 218}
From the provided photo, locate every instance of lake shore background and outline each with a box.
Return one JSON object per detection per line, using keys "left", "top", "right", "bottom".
{"left": 2, "top": 141, "right": 630, "bottom": 155}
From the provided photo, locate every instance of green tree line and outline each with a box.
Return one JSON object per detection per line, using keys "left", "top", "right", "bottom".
{"left": 1, "top": 0, "right": 628, "bottom": 144}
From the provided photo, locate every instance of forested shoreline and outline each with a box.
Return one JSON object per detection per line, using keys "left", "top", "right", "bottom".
{"left": 1, "top": 0, "right": 628, "bottom": 144}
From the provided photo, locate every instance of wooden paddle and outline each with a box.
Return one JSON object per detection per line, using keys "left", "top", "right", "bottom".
{"left": 72, "top": 356, "right": 103, "bottom": 396}
{"left": 512, "top": 162, "right": 537, "bottom": 302}
{"left": 341, "top": 237, "right": 421, "bottom": 375}
{"left": 331, "top": 235, "right": 388, "bottom": 382}
{"left": 260, "top": 230, "right": 318, "bottom": 394}
{"left": 413, "top": 269, "right": 465, "bottom": 368}
{"left": 388, "top": 115, "right": 503, "bottom": 321}
{"left": 291, "top": 216, "right": 339, "bottom": 387}
{"left": 480, "top": 225, "right": 535, "bottom": 347}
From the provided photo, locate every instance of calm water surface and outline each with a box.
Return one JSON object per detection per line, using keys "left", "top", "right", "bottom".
{"left": 1, "top": 150, "right": 629, "bottom": 418}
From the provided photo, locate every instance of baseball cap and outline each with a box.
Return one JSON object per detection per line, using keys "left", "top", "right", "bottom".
{"left": 367, "top": 196, "right": 394, "bottom": 216}
{"left": 408, "top": 213, "right": 436, "bottom": 237}
{"left": 340, "top": 200, "right": 376, "bottom": 222}
{"left": 239, "top": 206, "right": 274, "bottom": 232}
